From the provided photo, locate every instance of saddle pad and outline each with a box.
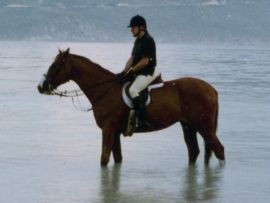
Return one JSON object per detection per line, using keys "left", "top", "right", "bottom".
{"left": 122, "top": 82, "right": 164, "bottom": 108}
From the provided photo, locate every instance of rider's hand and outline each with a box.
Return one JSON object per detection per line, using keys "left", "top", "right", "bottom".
{"left": 116, "top": 71, "right": 126, "bottom": 80}
{"left": 125, "top": 67, "right": 134, "bottom": 77}
{"left": 116, "top": 67, "right": 135, "bottom": 82}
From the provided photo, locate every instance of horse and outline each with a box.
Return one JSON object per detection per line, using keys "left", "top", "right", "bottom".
{"left": 37, "top": 48, "right": 225, "bottom": 167}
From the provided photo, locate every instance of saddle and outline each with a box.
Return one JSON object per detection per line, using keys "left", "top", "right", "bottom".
{"left": 122, "top": 74, "right": 163, "bottom": 108}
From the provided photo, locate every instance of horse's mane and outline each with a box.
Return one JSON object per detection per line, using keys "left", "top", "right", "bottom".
{"left": 71, "top": 54, "right": 115, "bottom": 76}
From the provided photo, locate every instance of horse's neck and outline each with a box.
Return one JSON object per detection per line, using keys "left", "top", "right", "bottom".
{"left": 70, "top": 55, "right": 116, "bottom": 103}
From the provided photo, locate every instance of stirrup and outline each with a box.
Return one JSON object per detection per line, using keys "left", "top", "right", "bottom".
{"left": 137, "top": 119, "right": 151, "bottom": 128}
{"left": 124, "top": 110, "right": 137, "bottom": 137}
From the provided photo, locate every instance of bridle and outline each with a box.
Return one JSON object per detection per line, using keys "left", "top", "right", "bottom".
{"left": 43, "top": 59, "right": 119, "bottom": 112}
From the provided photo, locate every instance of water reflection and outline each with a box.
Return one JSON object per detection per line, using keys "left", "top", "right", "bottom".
{"left": 98, "top": 164, "right": 223, "bottom": 203}
{"left": 182, "top": 165, "right": 223, "bottom": 202}
{"left": 99, "top": 164, "right": 121, "bottom": 203}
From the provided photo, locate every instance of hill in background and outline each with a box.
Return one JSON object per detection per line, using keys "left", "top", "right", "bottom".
{"left": 0, "top": 0, "right": 269, "bottom": 44}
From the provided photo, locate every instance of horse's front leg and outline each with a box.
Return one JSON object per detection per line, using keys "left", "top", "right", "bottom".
{"left": 112, "top": 133, "right": 122, "bottom": 164}
{"left": 101, "top": 123, "right": 122, "bottom": 166}
{"left": 100, "top": 127, "right": 115, "bottom": 166}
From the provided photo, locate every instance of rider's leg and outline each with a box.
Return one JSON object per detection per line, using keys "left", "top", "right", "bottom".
{"left": 129, "top": 74, "right": 156, "bottom": 98}
{"left": 129, "top": 74, "right": 155, "bottom": 127}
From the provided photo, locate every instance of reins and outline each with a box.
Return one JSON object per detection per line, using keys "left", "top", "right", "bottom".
{"left": 50, "top": 77, "right": 119, "bottom": 112}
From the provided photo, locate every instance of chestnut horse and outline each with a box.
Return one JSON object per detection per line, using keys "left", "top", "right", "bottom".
{"left": 38, "top": 49, "right": 225, "bottom": 167}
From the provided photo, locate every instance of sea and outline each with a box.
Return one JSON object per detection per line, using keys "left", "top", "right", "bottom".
{"left": 0, "top": 41, "right": 269, "bottom": 203}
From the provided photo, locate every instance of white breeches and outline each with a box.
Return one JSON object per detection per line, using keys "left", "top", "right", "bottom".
{"left": 129, "top": 74, "right": 156, "bottom": 98}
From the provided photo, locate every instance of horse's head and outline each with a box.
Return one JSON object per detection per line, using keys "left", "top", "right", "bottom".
{"left": 38, "top": 48, "right": 72, "bottom": 94}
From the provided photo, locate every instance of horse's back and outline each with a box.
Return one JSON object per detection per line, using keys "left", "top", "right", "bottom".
{"left": 167, "top": 77, "right": 218, "bottom": 99}
{"left": 150, "top": 77, "right": 218, "bottom": 110}
{"left": 148, "top": 77, "right": 217, "bottom": 122}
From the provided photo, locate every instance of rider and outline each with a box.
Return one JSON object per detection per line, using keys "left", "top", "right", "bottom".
{"left": 119, "top": 15, "right": 157, "bottom": 128}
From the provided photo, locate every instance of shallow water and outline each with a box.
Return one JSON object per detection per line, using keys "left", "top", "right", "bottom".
{"left": 0, "top": 41, "right": 270, "bottom": 203}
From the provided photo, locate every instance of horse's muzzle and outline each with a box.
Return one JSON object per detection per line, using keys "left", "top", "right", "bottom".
{"left": 37, "top": 85, "right": 43, "bottom": 93}
{"left": 37, "top": 74, "right": 51, "bottom": 94}
{"left": 37, "top": 84, "right": 47, "bottom": 94}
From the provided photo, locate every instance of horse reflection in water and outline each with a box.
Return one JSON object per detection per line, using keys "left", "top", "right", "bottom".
{"left": 98, "top": 165, "right": 222, "bottom": 203}
{"left": 182, "top": 165, "right": 223, "bottom": 201}
{"left": 38, "top": 48, "right": 225, "bottom": 167}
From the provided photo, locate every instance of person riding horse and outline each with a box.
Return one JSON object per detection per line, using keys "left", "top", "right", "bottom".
{"left": 38, "top": 48, "right": 225, "bottom": 166}
{"left": 118, "top": 15, "right": 157, "bottom": 128}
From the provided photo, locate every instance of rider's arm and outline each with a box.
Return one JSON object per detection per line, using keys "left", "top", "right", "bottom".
{"left": 123, "top": 56, "right": 133, "bottom": 72}
{"left": 132, "top": 57, "right": 149, "bottom": 72}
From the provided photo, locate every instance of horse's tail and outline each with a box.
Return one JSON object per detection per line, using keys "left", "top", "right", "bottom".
{"left": 214, "top": 90, "right": 219, "bottom": 133}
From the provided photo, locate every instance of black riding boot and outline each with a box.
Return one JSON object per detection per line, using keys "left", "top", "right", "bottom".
{"left": 132, "top": 96, "right": 151, "bottom": 128}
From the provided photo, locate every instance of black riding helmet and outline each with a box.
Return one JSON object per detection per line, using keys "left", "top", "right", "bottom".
{"left": 127, "top": 15, "right": 147, "bottom": 28}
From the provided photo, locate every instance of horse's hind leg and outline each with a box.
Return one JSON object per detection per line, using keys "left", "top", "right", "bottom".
{"left": 204, "top": 142, "right": 213, "bottom": 165}
{"left": 202, "top": 132, "right": 225, "bottom": 165}
{"left": 181, "top": 122, "right": 200, "bottom": 164}
{"left": 211, "top": 135, "right": 225, "bottom": 164}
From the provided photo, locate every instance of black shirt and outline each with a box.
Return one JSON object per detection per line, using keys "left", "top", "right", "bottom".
{"left": 131, "top": 31, "right": 156, "bottom": 76}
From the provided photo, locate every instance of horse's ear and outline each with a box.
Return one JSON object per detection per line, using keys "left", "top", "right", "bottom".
{"left": 63, "top": 48, "right": 70, "bottom": 59}
{"left": 58, "top": 49, "right": 62, "bottom": 54}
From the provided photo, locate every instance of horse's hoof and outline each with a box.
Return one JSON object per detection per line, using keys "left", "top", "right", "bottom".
{"left": 101, "top": 157, "right": 109, "bottom": 167}
{"left": 219, "top": 159, "right": 225, "bottom": 167}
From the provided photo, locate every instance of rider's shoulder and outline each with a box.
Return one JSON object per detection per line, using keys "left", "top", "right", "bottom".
{"left": 143, "top": 32, "right": 155, "bottom": 43}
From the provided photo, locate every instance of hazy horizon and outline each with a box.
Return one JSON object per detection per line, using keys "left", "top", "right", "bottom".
{"left": 0, "top": 0, "right": 269, "bottom": 44}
